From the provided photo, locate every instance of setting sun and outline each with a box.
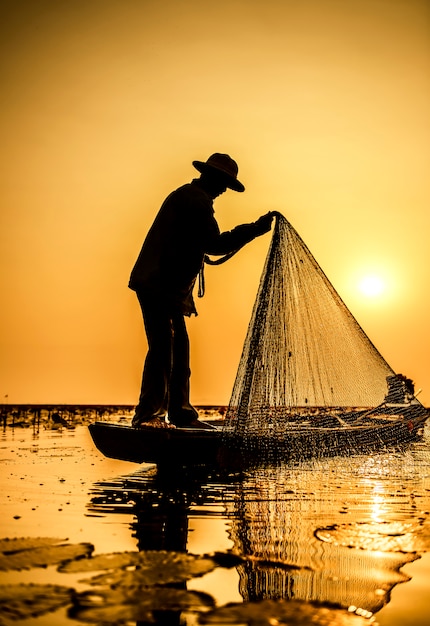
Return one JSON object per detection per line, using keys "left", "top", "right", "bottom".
{"left": 358, "top": 275, "right": 386, "bottom": 298}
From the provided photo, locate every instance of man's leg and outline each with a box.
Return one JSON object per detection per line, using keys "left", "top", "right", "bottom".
{"left": 133, "top": 292, "right": 172, "bottom": 426}
{"left": 167, "top": 312, "right": 199, "bottom": 427}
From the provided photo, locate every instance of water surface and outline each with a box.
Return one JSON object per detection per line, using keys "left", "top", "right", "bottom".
{"left": 1, "top": 416, "right": 429, "bottom": 624}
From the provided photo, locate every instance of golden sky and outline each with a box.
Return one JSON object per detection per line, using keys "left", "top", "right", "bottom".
{"left": 1, "top": 0, "right": 429, "bottom": 405}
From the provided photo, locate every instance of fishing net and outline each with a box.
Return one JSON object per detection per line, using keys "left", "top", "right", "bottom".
{"left": 223, "top": 213, "right": 422, "bottom": 444}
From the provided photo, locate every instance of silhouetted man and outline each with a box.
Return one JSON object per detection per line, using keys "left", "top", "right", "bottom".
{"left": 129, "top": 153, "right": 274, "bottom": 429}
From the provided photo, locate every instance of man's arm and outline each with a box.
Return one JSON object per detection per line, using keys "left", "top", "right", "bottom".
{"left": 204, "top": 212, "right": 274, "bottom": 256}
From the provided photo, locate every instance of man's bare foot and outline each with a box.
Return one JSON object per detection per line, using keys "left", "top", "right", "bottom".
{"left": 132, "top": 416, "right": 175, "bottom": 429}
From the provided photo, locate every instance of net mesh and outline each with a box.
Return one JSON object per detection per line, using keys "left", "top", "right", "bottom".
{"left": 224, "top": 213, "right": 411, "bottom": 440}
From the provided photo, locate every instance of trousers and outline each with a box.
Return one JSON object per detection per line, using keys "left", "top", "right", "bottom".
{"left": 135, "top": 290, "right": 198, "bottom": 426}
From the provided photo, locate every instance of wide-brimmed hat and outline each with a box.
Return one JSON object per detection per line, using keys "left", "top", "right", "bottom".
{"left": 192, "top": 153, "right": 245, "bottom": 192}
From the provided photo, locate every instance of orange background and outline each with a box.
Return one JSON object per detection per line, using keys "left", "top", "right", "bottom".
{"left": 1, "top": 0, "right": 429, "bottom": 405}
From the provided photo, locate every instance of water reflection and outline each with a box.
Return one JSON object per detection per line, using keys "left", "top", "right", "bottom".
{"left": 88, "top": 440, "right": 430, "bottom": 624}
{"left": 89, "top": 467, "right": 236, "bottom": 625}
{"left": 225, "top": 463, "right": 424, "bottom": 618}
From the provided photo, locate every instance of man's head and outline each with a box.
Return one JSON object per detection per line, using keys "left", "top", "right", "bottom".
{"left": 193, "top": 153, "right": 245, "bottom": 198}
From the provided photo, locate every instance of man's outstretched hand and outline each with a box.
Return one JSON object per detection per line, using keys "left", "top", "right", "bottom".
{"left": 254, "top": 211, "right": 276, "bottom": 235}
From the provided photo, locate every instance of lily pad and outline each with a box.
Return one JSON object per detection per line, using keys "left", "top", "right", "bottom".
{"left": 61, "top": 550, "right": 222, "bottom": 585}
{"left": 0, "top": 540, "right": 93, "bottom": 571}
{"left": 58, "top": 550, "right": 139, "bottom": 573}
{"left": 0, "top": 584, "right": 73, "bottom": 624}
{"left": 200, "top": 599, "right": 371, "bottom": 625}
{"left": 70, "top": 586, "right": 215, "bottom": 623}
{"left": 315, "top": 521, "right": 430, "bottom": 553}
{"left": 0, "top": 537, "right": 66, "bottom": 554}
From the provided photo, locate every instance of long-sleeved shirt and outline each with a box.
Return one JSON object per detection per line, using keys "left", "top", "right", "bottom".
{"left": 129, "top": 179, "right": 266, "bottom": 315}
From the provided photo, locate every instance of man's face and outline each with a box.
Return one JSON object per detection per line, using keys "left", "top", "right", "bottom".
{"left": 211, "top": 181, "right": 227, "bottom": 198}
{"left": 201, "top": 172, "right": 228, "bottom": 198}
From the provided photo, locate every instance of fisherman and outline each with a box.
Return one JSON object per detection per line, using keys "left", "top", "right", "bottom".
{"left": 129, "top": 153, "right": 274, "bottom": 429}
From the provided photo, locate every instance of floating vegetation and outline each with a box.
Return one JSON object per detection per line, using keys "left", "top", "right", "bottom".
{"left": 0, "top": 537, "right": 375, "bottom": 625}
{"left": 0, "top": 538, "right": 243, "bottom": 624}
{"left": 60, "top": 550, "right": 239, "bottom": 586}
{"left": 0, "top": 538, "right": 222, "bottom": 623}
{"left": 200, "top": 598, "right": 371, "bottom": 625}
{"left": 0, "top": 583, "right": 73, "bottom": 624}
{"left": 0, "top": 537, "right": 93, "bottom": 572}
{"left": 315, "top": 520, "right": 430, "bottom": 553}
{"left": 0, "top": 537, "right": 66, "bottom": 553}
{"left": 69, "top": 586, "right": 215, "bottom": 624}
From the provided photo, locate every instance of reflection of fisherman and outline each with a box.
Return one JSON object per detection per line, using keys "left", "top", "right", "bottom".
{"left": 134, "top": 490, "right": 189, "bottom": 626}
{"left": 129, "top": 153, "right": 274, "bottom": 429}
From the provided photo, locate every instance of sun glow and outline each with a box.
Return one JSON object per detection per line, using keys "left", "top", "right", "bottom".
{"left": 358, "top": 275, "right": 386, "bottom": 298}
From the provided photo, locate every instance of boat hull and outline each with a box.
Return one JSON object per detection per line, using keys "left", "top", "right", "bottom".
{"left": 89, "top": 407, "right": 428, "bottom": 467}
{"left": 89, "top": 421, "right": 223, "bottom": 465}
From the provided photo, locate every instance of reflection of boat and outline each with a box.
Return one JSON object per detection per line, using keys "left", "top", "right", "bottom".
{"left": 88, "top": 402, "right": 428, "bottom": 466}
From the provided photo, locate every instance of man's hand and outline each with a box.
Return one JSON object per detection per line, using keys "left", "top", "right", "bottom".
{"left": 254, "top": 211, "right": 275, "bottom": 235}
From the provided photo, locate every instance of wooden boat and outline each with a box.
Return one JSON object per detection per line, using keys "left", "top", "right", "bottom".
{"left": 89, "top": 420, "right": 222, "bottom": 466}
{"left": 88, "top": 402, "right": 428, "bottom": 467}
